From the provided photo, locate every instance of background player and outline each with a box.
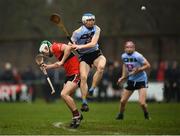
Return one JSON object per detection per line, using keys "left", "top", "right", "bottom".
{"left": 71, "top": 13, "right": 106, "bottom": 112}
{"left": 39, "top": 40, "right": 83, "bottom": 128}
{"left": 116, "top": 41, "right": 151, "bottom": 120}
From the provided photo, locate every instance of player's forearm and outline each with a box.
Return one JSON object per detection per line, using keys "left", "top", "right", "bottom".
{"left": 46, "top": 63, "right": 59, "bottom": 69}
{"left": 138, "top": 58, "right": 151, "bottom": 72}
{"left": 138, "top": 63, "right": 151, "bottom": 71}
{"left": 140, "top": 59, "right": 151, "bottom": 71}
{"left": 81, "top": 35, "right": 99, "bottom": 49}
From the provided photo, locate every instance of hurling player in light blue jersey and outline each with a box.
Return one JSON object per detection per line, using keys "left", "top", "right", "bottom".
{"left": 71, "top": 13, "right": 106, "bottom": 112}
{"left": 116, "top": 41, "right": 151, "bottom": 120}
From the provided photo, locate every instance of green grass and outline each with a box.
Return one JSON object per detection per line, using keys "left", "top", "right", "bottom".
{"left": 0, "top": 100, "right": 180, "bottom": 135}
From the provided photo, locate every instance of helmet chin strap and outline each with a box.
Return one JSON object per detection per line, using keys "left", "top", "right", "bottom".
{"left": 48, "top": 46, "right": 53, "bottom": 57}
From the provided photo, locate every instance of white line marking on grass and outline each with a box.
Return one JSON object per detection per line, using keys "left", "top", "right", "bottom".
{"left": 52, "top": 122, "right": 77, "bottom": 132}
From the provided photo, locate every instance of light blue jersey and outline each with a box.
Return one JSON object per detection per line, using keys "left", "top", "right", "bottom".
{"left": 71, "top": 25, "right": 100, "bottom": 55}
{"left": 121, "top": 51, "right": 148, "bottom": 82}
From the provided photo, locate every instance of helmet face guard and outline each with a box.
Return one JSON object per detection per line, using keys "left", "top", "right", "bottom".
{"left": 39, "top": 40, "right": 53, "bottom": 57}
{"left": 82, "top": 13, "right": 95, "bottom": 24}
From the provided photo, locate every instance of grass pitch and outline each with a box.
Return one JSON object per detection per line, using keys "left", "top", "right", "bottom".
{"left": 0, "top": 100, "right": 180, "bottom": 135}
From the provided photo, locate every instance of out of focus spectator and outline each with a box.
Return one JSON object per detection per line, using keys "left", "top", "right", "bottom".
{"left": 1, "top": 62, "right": 16, "bottom": 83}
{"left": 164, "top": 61, "right": 180, "bottom": 102}
{"left": 13, "top": 67, "right": 22, "bottom": 101}
{"left": 164, "top": 61, "right": 171, "bottom": 102}
{"left": 22, "top": 66, "right": 36, "bottom": 83}
{"left": 21, "top": 65, "right": 37, "bottom": 101}
{"left": 157, "top": 61, "right": 166, "bottom": 82}
{"left": 12, "top": 67, "right": 22, "bottom": 84}
{"left": 170, "top": 61, "right": 180, "bottom": 102}
{"left": 149, "top": 61, "right": 158, "bottom": 81}
{"left": 0, "top": 62, "right": 23, "bottom": 101}
{"left": 111, "top": 61, "right": 122, "bottom": 99}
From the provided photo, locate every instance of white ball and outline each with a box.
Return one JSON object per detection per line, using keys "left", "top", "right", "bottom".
{"left": 141, "top": 6, "right": 146, "bottom": 10}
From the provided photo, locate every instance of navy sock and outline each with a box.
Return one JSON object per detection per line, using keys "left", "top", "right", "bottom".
{"left": 82, "top": 99, "right": 88, "bottom": 105}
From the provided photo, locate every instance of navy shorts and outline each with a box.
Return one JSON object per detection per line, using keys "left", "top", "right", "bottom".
{"left": 80, "top": 49, "right": 103, "bottom": 67}
{"left": 125, "top": 80, "right": 148, "bottom": 91}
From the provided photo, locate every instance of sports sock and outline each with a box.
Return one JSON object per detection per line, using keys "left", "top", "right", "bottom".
{"left": 72, "top": 109, "right": 80, "bottom": 117}
{"left": 89, "top": 87, "right": 95, "bottom": 92}
{"left": 144, "top": 111, "right": 149, "bottom": 115}
{"left": 82, "top": 98, "right": 88, "bottom": 105}
{"left": 144, "top": 112, "right": 149, "bottom": 117}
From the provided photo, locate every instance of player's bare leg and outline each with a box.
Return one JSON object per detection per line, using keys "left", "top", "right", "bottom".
{"left": 138, "top": 88, "right": 150, "bottom": 120}
{"left": 89, "top": 55, "right": 106, "bottom": 96}
{"left": 61, "top": 81, "right": 78, "bottom": 111}
{"left": 80, "top": 61, "right": 90, "bottom": 111}
{"left": 116, "top": 89, "right": 133, "bottom": 120}
{"left": 61, "top": 81, "right": 83, "bottom": 128}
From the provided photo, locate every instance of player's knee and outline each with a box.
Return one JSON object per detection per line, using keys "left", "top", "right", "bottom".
{"left": 80, "top": 75, "right": 88, "bottom": 83}
{"left": 61, "top": 91, "right": 67, "bottom": 99}
{"left": 97, "top": 65, "right": 105, "bottom": 73}
{"left": 97, "top": 56, "right": 106, "bottom": 70}
{"left": 120, "top": 99, "right": 126, "bottom": 106}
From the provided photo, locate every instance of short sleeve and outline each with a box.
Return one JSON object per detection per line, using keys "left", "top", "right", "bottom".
{"left": 71, "top": 27, "right": 81, "bottom": 43}
{"left": 121, "top": 53, "right": 125, "bottom": 62}
{"left": 71, "top": 31, "right": 78, "bottom": 43}
{"left": 94, "top": 25, "right": 101, "bottom": 37}
{"left": 137, "top": 53, "right": 145, "bottom": 64}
